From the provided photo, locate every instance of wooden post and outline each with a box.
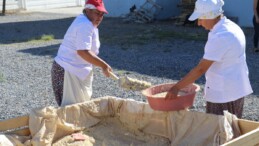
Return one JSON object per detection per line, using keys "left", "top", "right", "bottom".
{"left": 2, "top": 0, "right": 6, "bottom": 15}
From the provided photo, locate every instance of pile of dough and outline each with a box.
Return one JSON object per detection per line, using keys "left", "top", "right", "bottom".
{"left": 52, "top": 117, "right": 170, "bottom": 146}
{"left": 119, "top": 76, "right": 152, "bottom": 91}
{"left": 152, "top": 91, "right": 187, "bottom": 98}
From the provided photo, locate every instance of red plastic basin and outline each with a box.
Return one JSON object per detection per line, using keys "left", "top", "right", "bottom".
{"left": 141, "top": 83, "right": 200, "bottom": 111}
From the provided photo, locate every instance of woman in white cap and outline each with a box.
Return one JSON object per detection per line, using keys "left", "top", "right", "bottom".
{"left": 166, "top": 0, "right": 253, "bottom": 118}
{"left": 51, "top": 0, "right": 113, "bottom": 106}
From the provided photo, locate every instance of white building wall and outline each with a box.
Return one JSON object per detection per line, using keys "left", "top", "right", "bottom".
{"left": 0, "top": 0, "right": 19, "bottom": 11}
{"left": 103, "top": 0, "right": 180, "bottom": 19}
{"left": 25, "top": 0, "right": 77, "bottom": 10}
{"left": 223, "top": 0, "right": 253, "bottom": 27}
{"left": 103, "top": 0, "right": 253, "bottom": 27}
{"left": 155, "top": 0, "right": 181, "bottom": 20}
{"left": 103, "top": 0, "right": 146, "bottom": 17}
{"left": 0, "top": 0, "right": 84, "bottom": 11}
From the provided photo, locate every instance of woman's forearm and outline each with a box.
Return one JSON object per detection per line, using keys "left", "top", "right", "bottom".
{"left": 77, "top": 50, "right": 108, "bottom": 69}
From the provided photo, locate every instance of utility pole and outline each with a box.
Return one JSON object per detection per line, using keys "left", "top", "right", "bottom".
{"left": 2, "top": 0, "right": 6, "bottom": 16}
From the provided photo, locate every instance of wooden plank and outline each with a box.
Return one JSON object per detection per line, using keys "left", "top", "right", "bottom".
{"left": 221, "top": 128, "right": 259, "bottom": 146}
{"left": 7, "top": 128, "right": 31, "bottom": 136}
{"left": 238, "top": 119, "right": 259, "bottom": 134}
{"left": 221, "top": 119, "right": 259, "bottom": 146}
{"left": 0, "top": 115, "right": 29, "bottom": 131}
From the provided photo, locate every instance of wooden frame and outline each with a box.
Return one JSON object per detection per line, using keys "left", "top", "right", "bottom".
{"left": 221, "top": 119, "right": 259, "bottom": 146}
{"left": 0, "top": 115, "right": 258, "bottom": 145}
{"left": 0, "top": 115, "right": 30, "bottom": 136}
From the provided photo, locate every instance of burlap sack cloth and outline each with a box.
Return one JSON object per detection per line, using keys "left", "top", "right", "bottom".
{"left": 1, "top": 96, "right": 240, "bottom": 146}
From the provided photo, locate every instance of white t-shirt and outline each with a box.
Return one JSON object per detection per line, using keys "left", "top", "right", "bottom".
{"left": 55, "top": 14, "right": 100, "bottom": 80}
{"left": 203, "top": 17, "right": 253, "bottom": 103}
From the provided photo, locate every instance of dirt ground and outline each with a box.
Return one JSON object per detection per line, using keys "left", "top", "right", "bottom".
{"left": 99, "top": 17, "right": 254, "bottom": 47}
{"left": 99, "top": 18, "right": 208, "bottom": 46}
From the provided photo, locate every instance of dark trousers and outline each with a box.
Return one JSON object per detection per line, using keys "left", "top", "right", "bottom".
{"left": 253, "top": 16, "right": 259, "bottom": 48}
{"left": 206, "top": 97, "right": 244, "bottom": 119}
{"left": 51, "top": 61, "right": 65, "bottom": 106}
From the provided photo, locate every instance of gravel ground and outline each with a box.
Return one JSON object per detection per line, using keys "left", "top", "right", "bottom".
{"left": 0, "top": 8, "right": 258, "bottom": 122}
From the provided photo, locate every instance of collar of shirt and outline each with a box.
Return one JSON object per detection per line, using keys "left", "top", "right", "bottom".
{"left": 210, "top": 16, "right": 227, "bottom": 33}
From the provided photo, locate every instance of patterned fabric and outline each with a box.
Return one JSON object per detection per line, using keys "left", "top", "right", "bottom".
{"left": 206, "top": 97, "right": 244, "bottom": 118}
{"left": 51, "top": 61, "right": 65, "bottom": 106}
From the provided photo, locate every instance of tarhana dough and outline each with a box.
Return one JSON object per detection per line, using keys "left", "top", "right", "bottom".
{"left": 152, "top": 91, "right": 186, "bottom": 98}
{"left": 53, "top": 117, "right": 170, "bottom": 146}
{"left": 119, "top": 76, "right": 152, "bottom": 91}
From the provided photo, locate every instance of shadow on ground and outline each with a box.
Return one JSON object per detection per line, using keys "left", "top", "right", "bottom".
{"left": 18, "top": 44, "right": 59, "bottom": 58}
{"left": 0, "top": 17, "right": 74, "bottom": 44}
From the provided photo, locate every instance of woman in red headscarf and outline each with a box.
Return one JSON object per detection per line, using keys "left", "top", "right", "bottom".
{"left": 51, "top": 0, "right": 113, "bottom": 106}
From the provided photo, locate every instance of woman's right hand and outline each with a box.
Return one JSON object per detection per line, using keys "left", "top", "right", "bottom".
{"left": 101, "top": 64, "right": 112, "bottom": 78}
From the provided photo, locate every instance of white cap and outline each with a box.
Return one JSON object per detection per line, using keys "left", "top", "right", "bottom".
{"left": 189, "top": 0, "right": 224, "bottom": 21}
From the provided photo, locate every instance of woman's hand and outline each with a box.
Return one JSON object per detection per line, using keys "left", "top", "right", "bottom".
{"left": 101, "top": 64, "right": 112, "bottom": 77}
{"left": 165, "top": 86, "right": 179, "bottom": 99}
